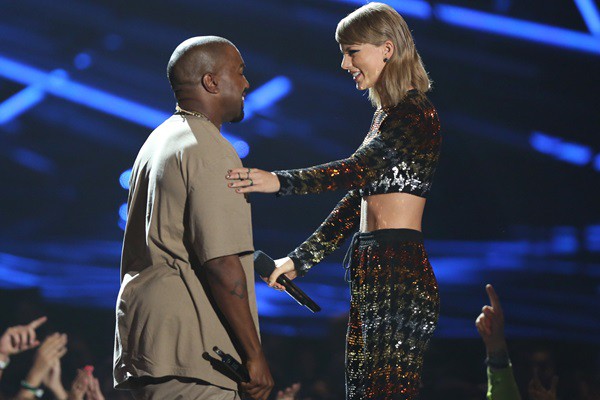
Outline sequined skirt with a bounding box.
[344,229,439,400]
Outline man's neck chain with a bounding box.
[175,105,210,122]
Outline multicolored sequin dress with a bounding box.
[274,89,441,399]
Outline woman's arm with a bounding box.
[265,190,361,284]
[274,108,439,196]
[288,190,361,276]
[227,106,440,196]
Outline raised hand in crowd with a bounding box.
[276,382,301,400]
[41,357,68,400]
[67,368,91,400]
[476,284,521,400]
[476,284,506,358]
[15,332,68,400]
[85,367,105,400]
[0,316,48,379]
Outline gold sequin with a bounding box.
[281,90,441,275]
[346,230,439,399]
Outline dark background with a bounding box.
[1,0,599,398]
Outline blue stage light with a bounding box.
[0,85,45,125]
[73,52,93,70]
[585,225,600,252]
[333,0,432,20]
[435,4,600,55]
[10,148,57,174]
[0,55,249,155]
[232,140,250,159]
[552,226,579,254]
[555,141,592,166]
[574,0,600,35]
[119,202,128,221]
[0,69,66,125]
[530,131,593,166]
[119,169,132,190]
[594,154,600,171]
[530,131,558,155]
[243,76,292,120]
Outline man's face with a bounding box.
[219,46,250,123]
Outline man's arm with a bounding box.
[204,255,273,400]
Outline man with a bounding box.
[113,36,273,400]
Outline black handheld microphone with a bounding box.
[254,251,321,313]
[212,346,250,382]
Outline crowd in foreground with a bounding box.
[0,284,598,400]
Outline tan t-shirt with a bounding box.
[113,114,257,391]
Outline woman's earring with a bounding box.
[383,57,389,63]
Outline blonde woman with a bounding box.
[227,3,441,399]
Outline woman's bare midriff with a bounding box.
[360,192,426,232]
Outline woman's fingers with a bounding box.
[226,168,280,194]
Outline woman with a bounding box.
[227,3,441,399]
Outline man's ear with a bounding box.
[201,73,219,94]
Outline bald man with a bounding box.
[113,36,273,400]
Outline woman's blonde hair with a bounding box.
[335,2,431,108]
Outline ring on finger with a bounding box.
[248,179,253,187]
[237,172,242,180]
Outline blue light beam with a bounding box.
[530,131,593,166]
[0,85,45,124]
[0,55,247,151]
[333,0,432,20]
[574,0,600,35]
[243,76,292,120]
[435,4,600,55]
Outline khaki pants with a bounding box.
[129,377,241,400]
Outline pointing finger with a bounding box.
[485,284,503,313]
[28,316,48,330]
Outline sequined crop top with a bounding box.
[274,89,441,275]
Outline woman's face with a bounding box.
[340,42,390,90]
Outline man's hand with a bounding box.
[475,284,505,352]
[0,316,47,359]
[240,353,274,400]
[226,168,280,194]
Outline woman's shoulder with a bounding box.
[384,89,435,115]
[381,90,440,134]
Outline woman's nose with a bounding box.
[340,54,351,70]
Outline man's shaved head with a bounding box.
[167,36,235,95]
